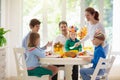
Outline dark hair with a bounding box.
[94,33,105,41]
[59,21,68,27]
[29,19,41,29]
[28,32,40,47]
[85,7,99,21]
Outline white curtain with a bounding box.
[1,0,22,77]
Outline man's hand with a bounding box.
[46,41,53,47]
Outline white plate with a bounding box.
[46,55,60,58]
[77,56,91,58]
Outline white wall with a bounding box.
[1,0,22,77]
[112,0,120,52]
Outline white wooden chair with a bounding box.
[91,56,115,80]
[13,48,49,80]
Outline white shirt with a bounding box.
[81,22,105,42]
[53,34,68,45]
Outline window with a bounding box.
[23,0,113,49]
[66,0,80,27]
[23,0,43,38]
[23,0,62,46]
[47,0,61,41]
[103,0,113,44]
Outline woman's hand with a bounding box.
[95,28,102,34]
[74,42,81,47]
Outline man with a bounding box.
[52,21,68,80]
[53,21,68,46]
[52,21,79,80]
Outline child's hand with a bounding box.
[74,42,81,47]
[45,51,52,56]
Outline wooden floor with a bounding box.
[108,56,120,80]
[6,76,16,80]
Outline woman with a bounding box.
[75,7,108,55]
[81,7,105,42]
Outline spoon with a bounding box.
[70,45,75,49]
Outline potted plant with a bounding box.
[0,27,10,47]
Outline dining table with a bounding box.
[40,56,91,80]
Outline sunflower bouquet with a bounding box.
[77,26,87,40]
[53,42,64,54]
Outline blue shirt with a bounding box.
[22,32,30,50]
[25,47,45,68]
[91,45,106,68]
[22,31,46,50]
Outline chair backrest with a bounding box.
[107,44,112,59]
[104,43,112,59]
[13,48,28,80]
[91,56,115,80]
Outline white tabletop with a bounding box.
[40,57,89,65]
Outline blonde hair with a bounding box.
[94,33,105,41]
[94,33,105,46]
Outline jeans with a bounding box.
[52,65,64,80]
[80,67,104,80]
[72,65,78,80]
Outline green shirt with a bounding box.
[65,38,82,51]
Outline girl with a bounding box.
[80,33,106,80]
[25,32,58,80]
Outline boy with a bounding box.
[80,33,106,80]
[65,26,82,80]
[22,18,51,50]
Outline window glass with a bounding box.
[23,0,113,48]
[66,0,80,27]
